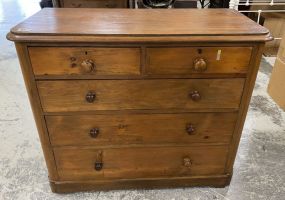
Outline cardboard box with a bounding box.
[277,33,285,63]
[268,57,285,111]
[262,13,285,56]
[247,7,285,56]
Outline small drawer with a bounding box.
[37,79,245,112]
[54,145,228,181]
[61,0,128,8]
[28,47,141,76]
[146,47,252,75]
[46,113,237,146]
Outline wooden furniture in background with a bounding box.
[7,8,271,193]
[52,0,129,8]
[132,0,197,8]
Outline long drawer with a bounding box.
[46,113,237,146]
[146,47,252,75]
[29,47,141,76]
[54,145,228,181]
[37,79,245,112]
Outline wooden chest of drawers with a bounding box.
[7,8,271,193]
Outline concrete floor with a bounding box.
[0,1,285,199]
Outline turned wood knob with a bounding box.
[183,157,192,168]
[190,91,201,101]
[85,91,96,103]
[90,128,99,138]
[193,58,207,72]
[95,150,103,171]
[81,59,95,73]
[186,124,195,135]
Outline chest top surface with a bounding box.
[7,8,271,42]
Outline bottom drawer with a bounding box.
[54,145,228,181]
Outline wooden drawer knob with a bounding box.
[81,59,95,73]
[190,91,201,101]
[186,124,195,135]
[90,128,99,138]
[193,58,207,72]
[86,91,96,103]
[95,150,103,171]
[183,157,192,168]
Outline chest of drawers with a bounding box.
[7,8,271,193]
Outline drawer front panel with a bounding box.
[146,47,252,75]
[54,145,228,180]
[29,47,141,76]
[38,79,245,112]
[61,0,128,8]
[47,113,237,146]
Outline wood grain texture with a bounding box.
[37,79,245,112]
[7,33,273,43]
[9,9,268,36]
[43,108,239,116]
[225,44,265,174]
[54,145,228,181]
[14,43,59,180]
[29,47,141,76]
[146,47,252,75]
[46,112,238,146]
[8,8,270,192]
[50,174,231,193]
[59,0,128,8]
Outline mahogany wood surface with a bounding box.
[10,9,268,36]
[14,43,59,180]
[7,9,272,43]
[7,9,270,192]
[37,79,245,112]
[7,33,273,43]
[54,145,228,181]
[146,47,252,75]
[29,47,141,76]
[50,175,231,193]
[46,112,238,146]
[225,45,265,174]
